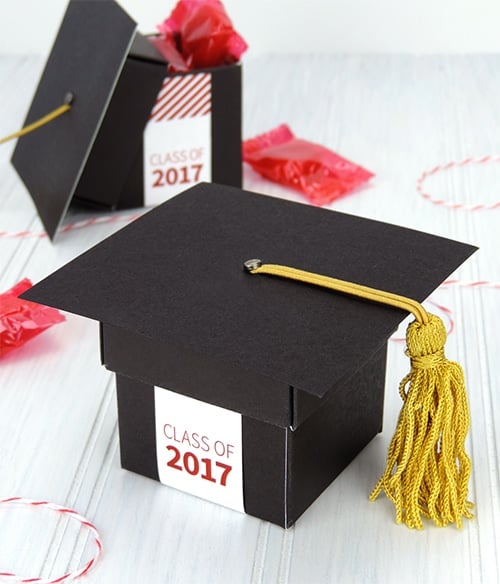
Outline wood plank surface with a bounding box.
[0,54,498,583]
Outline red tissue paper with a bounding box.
[153,0,248,72]
[243,125,374,206]
[0,279,65,357]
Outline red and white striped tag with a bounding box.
[150,72,212,122]
[144,72,213,206]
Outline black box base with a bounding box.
[115,343,387,528]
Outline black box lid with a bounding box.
[11,0,138,239]
[22,183,477,400]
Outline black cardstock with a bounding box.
[12,0,137,238]
[23,183,478,526]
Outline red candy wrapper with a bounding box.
[243,125,374,206]
[153,0,248,72]
[0,279,65,357]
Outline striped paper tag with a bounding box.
[144,72,212,206]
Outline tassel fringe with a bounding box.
[369,314,473,529]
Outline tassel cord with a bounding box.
[250,263,430,325]
[0,98,72,145]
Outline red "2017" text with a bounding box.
[166,445,232,486]
[152,164,203,188]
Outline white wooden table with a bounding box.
[0,54,499,584]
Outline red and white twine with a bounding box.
[0,497,102,583]
[417,155,500,211]
[441,279,500,289]
[0,211,146,240]
[1,154,499,239]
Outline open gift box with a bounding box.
[11,0,242,239]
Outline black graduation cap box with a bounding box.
[11,0,241,239]
[23,183,476,527]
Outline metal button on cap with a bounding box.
[243,259,262,272]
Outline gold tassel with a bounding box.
[244,259,473,529]
[369,313,473,529]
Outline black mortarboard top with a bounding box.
[22,183,477,527]
[11,0,167,239]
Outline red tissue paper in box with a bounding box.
[0,279,65,357]
[153,0,248,72]
[243,125,374,206]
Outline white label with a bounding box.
[144,72,212,206]
[154,386,244,513]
